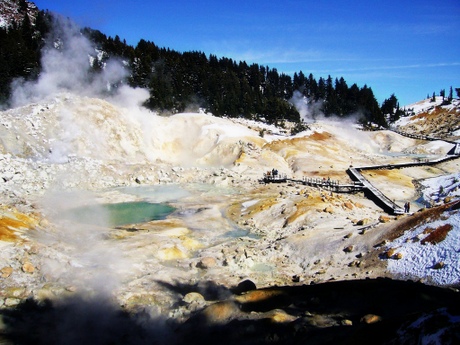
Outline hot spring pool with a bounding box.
[65,201,176,227]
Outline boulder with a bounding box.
[269,309,297,323]
[357,218,371,226]
[196,256,217,269]
[323,206,334,214]
[343,202,354,210]
[232,279,257,295]
[234,289,287,304]
[432,262,445,269]
[384,248,396,259]
[341,319,353,326]
[4,298,20,307]
[393,252,403,260]
[22,261,35,273]
[183,292,205,304]
[199,301,240,325]
[379,215,391,223]
[360,314,382,324]
[343,245,354,253]
[1,267,13,278]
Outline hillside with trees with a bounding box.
[0,1,413,129]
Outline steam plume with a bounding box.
[11,15,129,107]
[290,90,324,123]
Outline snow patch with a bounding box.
[386,173,460,286]
[386,209,460,286]
[420,173,460,205]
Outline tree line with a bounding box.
[1,8,398,128]
[428,87,459,104]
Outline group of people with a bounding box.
[404,201,411,213]
[266,168,279,177]
[322,177,332,185]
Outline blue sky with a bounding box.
[33,0,460,106]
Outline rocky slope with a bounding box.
[0,92,459,344]
[0,0,38,29]
[395,97,460,142]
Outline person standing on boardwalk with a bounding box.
[404,202,411,213]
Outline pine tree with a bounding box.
[317,77,326,101]
[381,94,398,122]
[448,86,453,102]
[293,71,306,92]
[307,73,317,98]
[440,89,445,100]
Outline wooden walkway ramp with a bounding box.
[346,150,460,214]
[261,130,460,215]
[448,143,460,156]
[346,167,405,214]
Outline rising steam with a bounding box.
[11,16,146,297]
[11,15,130,107]
[289,90,324,123]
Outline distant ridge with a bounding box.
[394,97,460,141]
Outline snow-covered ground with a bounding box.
[386,209,459,286]
[401,96,460,117]
[421,173,460,205]
[386,173,460,286]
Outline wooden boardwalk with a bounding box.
[261,173,288,184]
[346,148,460,214]
[448,143,460,156]
[347,167,405,214]
[261,130,460,215]
[296,176,364,193]
[261,175,364,193]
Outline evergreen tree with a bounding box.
[18,0,28,14]
[0,9,51,105]
[324,75,339,116]
[358,85,386,128]
[316,77,326,100]
[293,71,306,92]
[307,73,317,98]
[448,86,453,102]
[381,94,403,123]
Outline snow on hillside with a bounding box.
[421,173,460,206]
[394,97,460,142]
[386,173,460,286]
[403,96,459,116]
[386,206,459,286]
